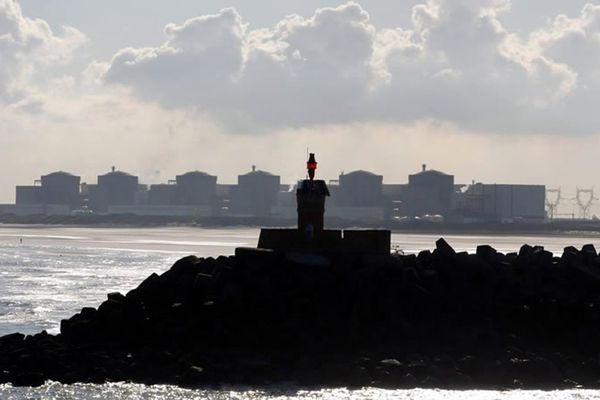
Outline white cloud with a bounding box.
[104,3,379,127]
[104,8,246,110]
[100,0,600,135]
[0,0,85,103]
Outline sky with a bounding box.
[1,0,600,215]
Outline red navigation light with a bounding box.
[307,153,317,180]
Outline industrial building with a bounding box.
[86,168,140,213]
[174,171,217,206]
[334,170,383,206]
[404,165,455,218]
[3,165,548,222]
[40,171,81,207]
[6,171,82,215]
[148,184,177,206]
[464,183,546,222]
[15,186,41,205]
[139,171,218,217]
[327,170,386,221]
[15,171,80,209]
[229,167,280,217]
[97,168,139,206]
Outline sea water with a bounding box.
[0,225,598,399]
[1,384,599,400]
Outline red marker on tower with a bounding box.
[307,153,317,181]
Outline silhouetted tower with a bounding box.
[297,153,330,234]
[575,188,597,219]
[545,188,561,219]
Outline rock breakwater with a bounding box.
[2,239,600,389]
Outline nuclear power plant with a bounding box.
[1,163,548,223]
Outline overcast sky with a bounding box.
[1,0,600,213]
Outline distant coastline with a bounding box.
[2,213,600,237]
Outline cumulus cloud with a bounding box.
[373,0,578,133]
[104,8,245,109]
[0,0,85,103]
[101,0,600,135]
[104,3,378,127]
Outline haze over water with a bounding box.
[1,225,600,398]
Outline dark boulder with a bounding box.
[178,365,206,386]
[0,332,25,347]
[581,244,597,257]
[417,250,433,268]
[170,256,201,275]
[476,245,497,262]
[435,238,456,258]
[12,372,45,387]
[519,244,534,258]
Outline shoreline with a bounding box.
[3,215,600,238]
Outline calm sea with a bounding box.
[1,225,599,399]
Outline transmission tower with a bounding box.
[575,188,598,219]
[545,188,561,219]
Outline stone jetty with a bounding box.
[3,239,600,389]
